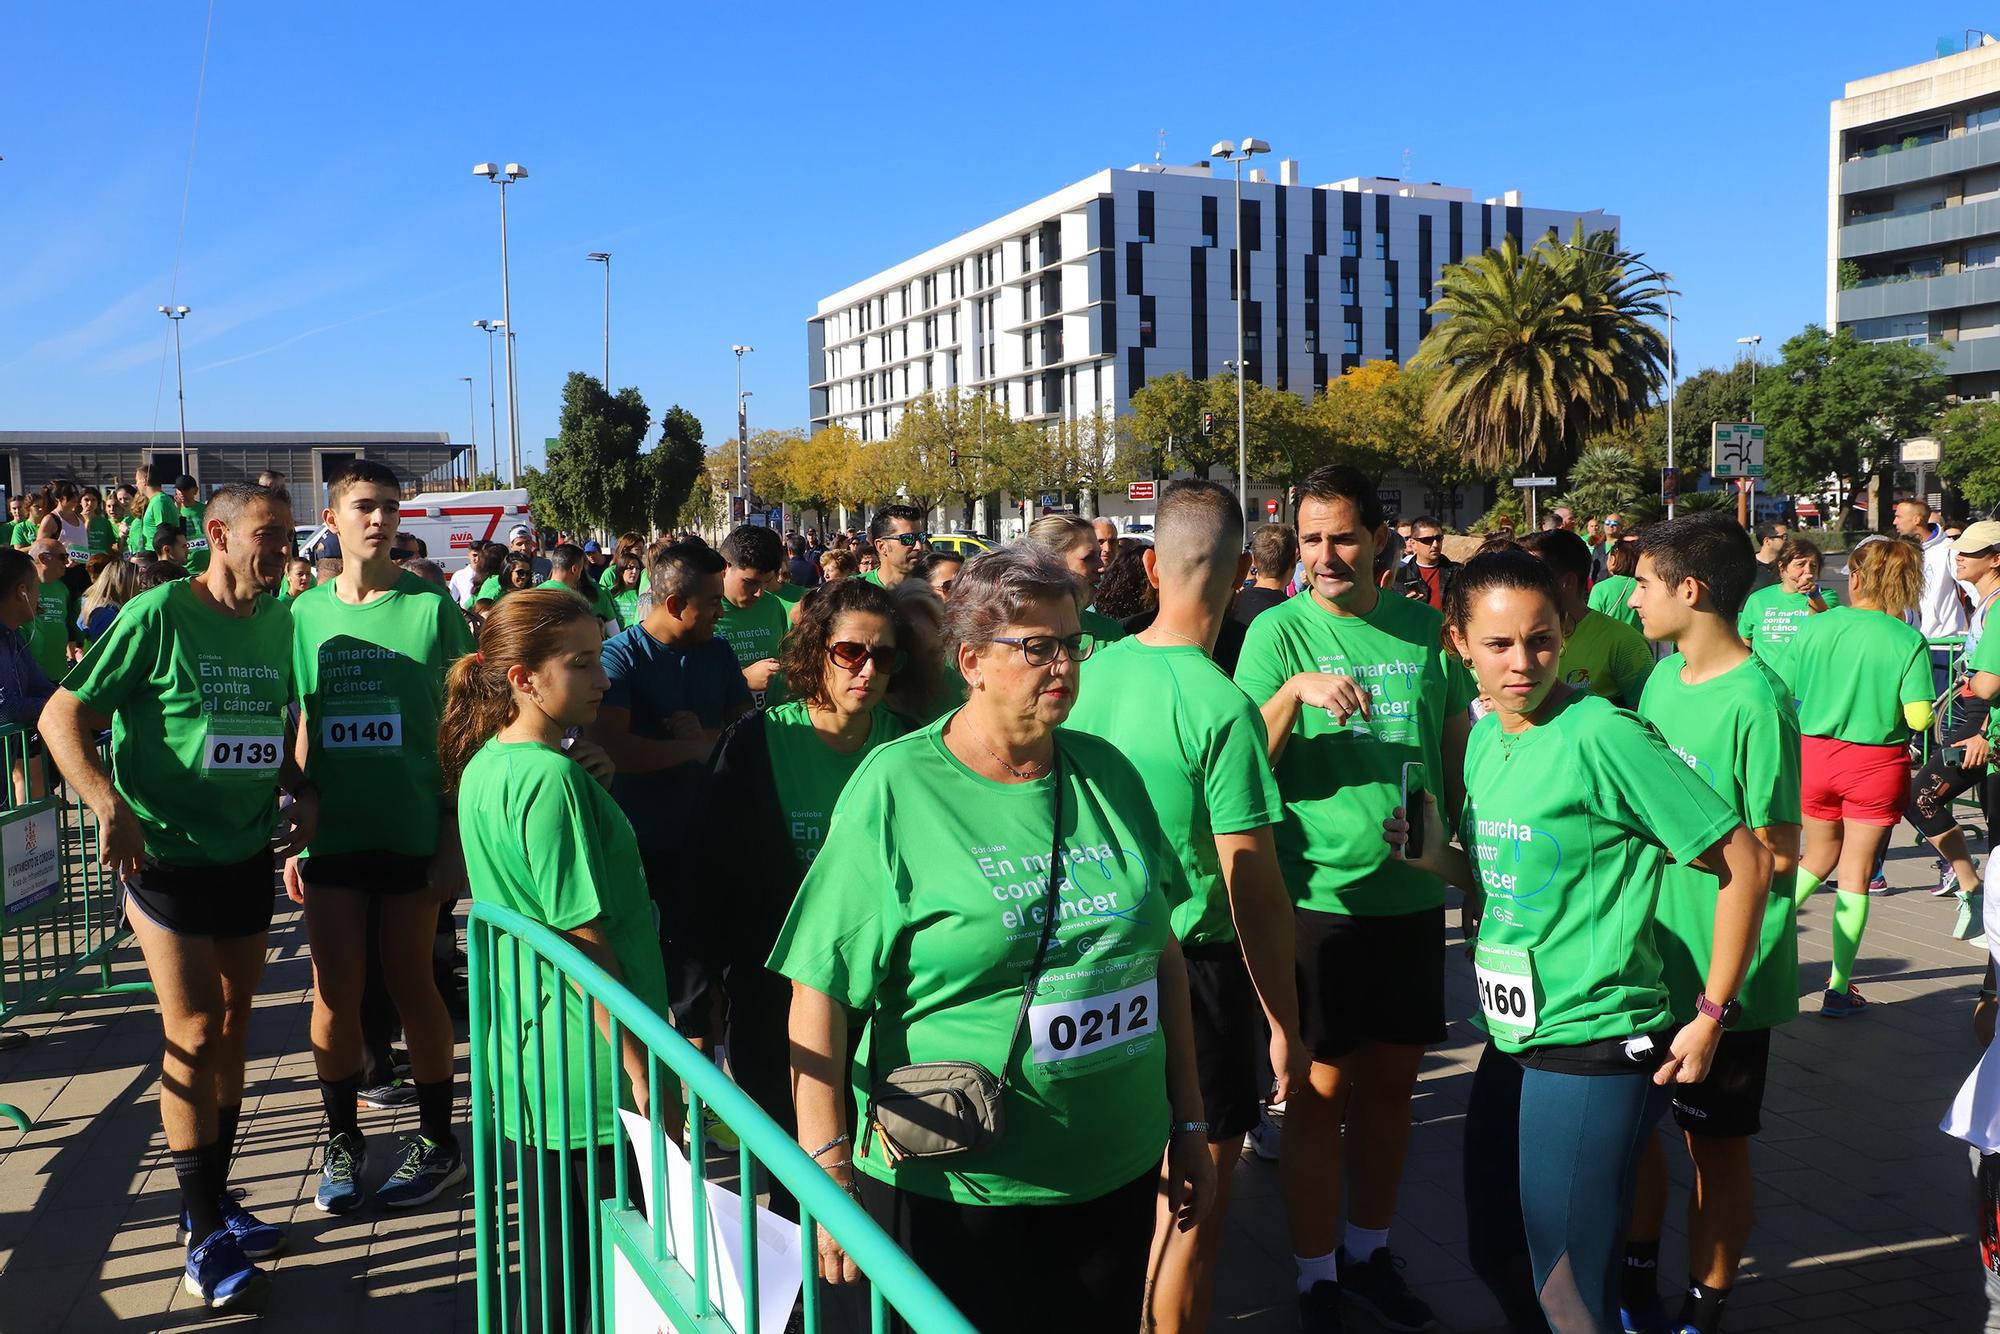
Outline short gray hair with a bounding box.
[946,544,1078,653]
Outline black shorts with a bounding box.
[1669,1026,1770,1138]
[1182,940,1265,1140]
[298,850,432,895]
[122,850,276,939]
[641,845,719,1042]
[1295,904,1446,1061]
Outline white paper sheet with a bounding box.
[1941,856,2000,1150]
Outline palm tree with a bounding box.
[1414,224,1669,475]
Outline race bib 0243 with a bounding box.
[1474,942,1539,1037]
[1029,977,1157,1072]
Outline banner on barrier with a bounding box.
[1,802,61,921]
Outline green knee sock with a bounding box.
[1828,889,1871,994]
[1795,867,1824,906]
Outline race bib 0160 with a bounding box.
[1474,942,1539,1037]
[1029,977,1157,1070]
[199,717,284,778]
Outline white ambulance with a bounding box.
[298,487,532,571]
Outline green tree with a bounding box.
[1415,224,1668,474]
[1938,399,2000,510]
[650,404,707,531]
[1555,445,1647,522]
[1669,364,1755,476]
[1128,371,1235,478]
[525,373,653,534]
[1751,324,1950,526]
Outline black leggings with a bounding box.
[1908,697,1996,838]
[857,1168,1156,1334]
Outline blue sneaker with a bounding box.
[183,1227,267,1309]
[177,1196,288,1259]
[1620,1300,1666,1334]
[314,1131,367,1215]
[1821,985,1869,1019]
[375,1134,466,1210]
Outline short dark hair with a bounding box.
[206,482,290,536]
[548,543,587,576]
[1250,523,1298,577]
[0,550,34,603]
[1756,519,1788,541]
[152,521,185,554]
[720,524,784,574]
[1443,547,1566,640]
[1777,537,1823,570]
[1517,527,1594,591]
[174,474,199,494]
[327,458,402,509]
[649,539,726,606]
[914,550,964,582]
[868,504,925,543]
[1410,515,1442,536]
[780,576,903,709]
[1295,465,1384,531]
[1638,514,1757,620]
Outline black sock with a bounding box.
[215,1102,241,1185]
[321,1074,362,1139]
[416,1079,454,1148]
[1622,1239,1661,1313]
[173,1144,224,1243]
[1679,1280,1730,1334]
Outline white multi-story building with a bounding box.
[806,158,1615,526]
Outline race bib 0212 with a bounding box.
[1028,977,1157,1072]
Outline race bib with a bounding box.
[200,717,284,778]
[1029,977,1157,1069]
[1473,942,1539,1037]
[322,711,402,750]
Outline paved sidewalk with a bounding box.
[0,835,1991,1332]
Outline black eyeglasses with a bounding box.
[885,532,931,548]
[1410,534,1441,545]
[827,641,907,674]
[990,633,1096,666]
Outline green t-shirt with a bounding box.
[535,576,618,624]
[8,519,35,547]
[1080,607,1127,646]
[180,501,210,573]
[767,716,1180,1205]
[24,580,75,681]
[291,573,477,859]
[65,580,293,866]
[860,568,885,587]
[764,699,904,867]
[1234,589,1474,917]
[1066,638,1283,945]
[612,588,640,629]
[1639,652,1802,1030]
[1559,608,1655,707]
[1460,691,1738,1053]
[132,492,179,555]
[770,581,808,606]
[1586,575,1643,632]
[1792,605,1932,744]
[458,738,679,1150]
[1737,585,1839,695]
[77,515,116,558]
[716,591,789,669]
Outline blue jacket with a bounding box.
[0,623,54,731]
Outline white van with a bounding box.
[298,487,531,571]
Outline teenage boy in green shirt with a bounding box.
[538,542,619,634]
[1521,527,1656,708]
[42,482,307,1311]
[1234,465,1471,1334]
[175,475,211,574]
[130,462,181,557]
[716,524,789,702]
[288,460,476,1218]
[1067,479,1304,1334]
[1623,514,1803,1334]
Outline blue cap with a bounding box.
[584,540,602,553]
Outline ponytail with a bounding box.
[437,587,595,789]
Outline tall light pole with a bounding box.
[459,376,477,487]
[1211,137,1270,530]
[473,320,504,485]
[157,305,191,455]
[586,252,611,388]
[1736,333,1764,527]
[1566,244,1675,516]
[473,162,528,485]
[732,345,754,524]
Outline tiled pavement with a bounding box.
[0,837,1991,1333]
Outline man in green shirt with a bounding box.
[1234,465,1470,1333]
[717,524,789,702]
[1624,515,1803,1334]
[863,503,927,589]
[1066,480,1304,1334]
[41,481,304,1310]
[175,474,211,574]
[539,542,619,635]
[23,538,79,682]
[1522,527,1655,707]
[130,462,181,557]
[289,460,476,1219]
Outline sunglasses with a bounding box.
[991,632,1097,666]
[1410,534,1441,544]
[884,532,931,548]
[827,641,907,674]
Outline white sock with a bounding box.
[1296,1249,1340,1293]
[1343,1224,1390,1264]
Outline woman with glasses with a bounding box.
[772,544,1213,1333]
[1026,513,1128,645]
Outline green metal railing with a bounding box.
[0,728,150,1132]
[466,900,975,1334]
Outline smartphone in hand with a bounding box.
[1399,761,1427,859]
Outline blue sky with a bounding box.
[0,4,1977,469]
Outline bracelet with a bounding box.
[818,1159,851,1172]
[1173,1120,1211,1137]
[808,1132,850,1161]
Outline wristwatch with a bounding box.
[1695,994,1741,1029]
[1173,1120,1211,1137]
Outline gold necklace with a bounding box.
[969,727,1049,780]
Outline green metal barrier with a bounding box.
[466,900,976,1334]
[0,728,150,1132]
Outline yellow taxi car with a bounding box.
[927,532,995,557]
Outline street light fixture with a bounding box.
[472,320,505,486]
[473,161,528,485]
[459,376,477,487]
[586,252,611,388]
[1736,334,1763,401]
[1565,243,1676,516]
[1210,137,1270,531]
[732,345,754,522]
[157,305,191,455]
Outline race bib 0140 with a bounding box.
[322,711,402,750]
[1029,977,1157,1071]
[1474,942,1539,1037]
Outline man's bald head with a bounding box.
[1152,479,1243,597]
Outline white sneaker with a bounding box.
[1245,1110,1282,1161]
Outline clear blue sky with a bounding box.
[0,4,1977,468]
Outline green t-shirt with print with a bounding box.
[8,519,35,547]
[132,492,179,556]
[1460,691,1738,1053]
[613,588,640,629]
[77,515,116,558]
[459,738,680,1149]
[1586,575,1643,632]
[1792,605,1932,744]
[179,501,210,573]
[768,716,1180,1206]
[1737,584,1839,695]
[290,573,477,859]
[764,699,904,868]
[1234,589,1474,917]
[1640,652,1803,1030]
[716,591,789,668]
[1067,638,1283,946]
[65,580,292,866]
[24,580,76,682]
[1558,608,1654,707]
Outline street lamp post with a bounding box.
[473,162,528,485]
[157,305,191,454]
[473,320,504,486]
[586,253,611,388]
[1736,334,1764,526]
[459,376,477,488]
[732,345,754,524]
[1565,244,1675,516]
[1211,137,1270,531]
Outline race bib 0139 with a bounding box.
[1029,977,1157,1071]
[200,717,284,778]
[1474,942,1539,1037]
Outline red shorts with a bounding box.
[1801,734,1910,826]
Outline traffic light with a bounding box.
[1202,412,1215,436]
[949,447,959,469]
